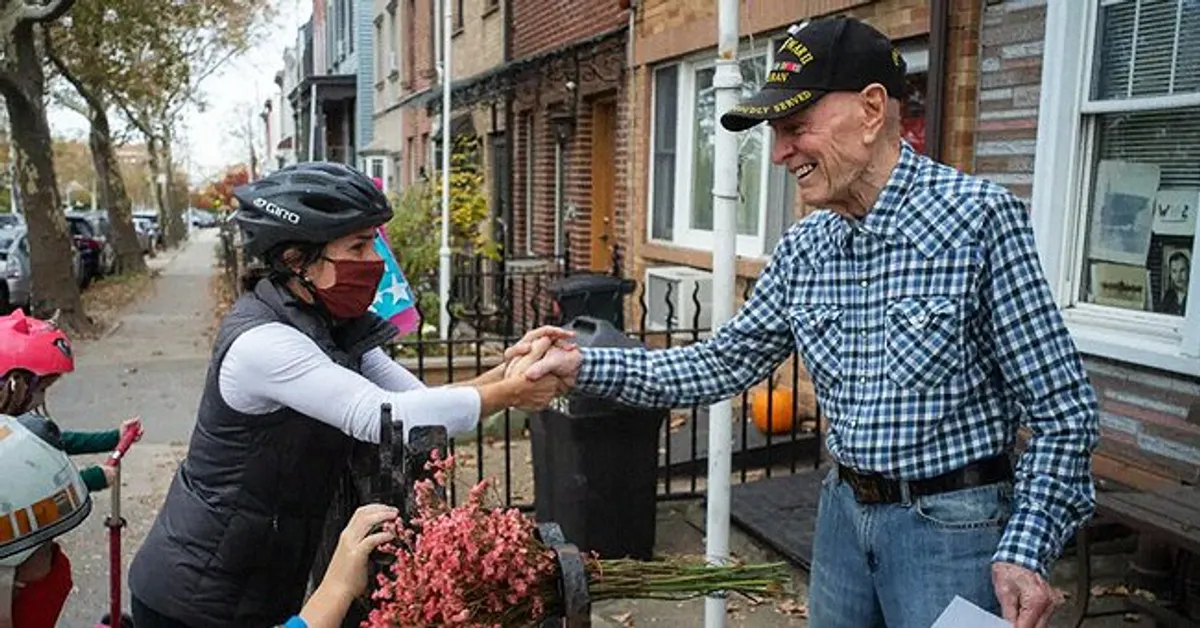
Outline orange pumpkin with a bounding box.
[749,381,816,435]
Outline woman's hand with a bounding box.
[501,337,566,411]
[504,326,575,365]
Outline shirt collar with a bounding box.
[819,141,920,253]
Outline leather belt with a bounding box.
[837,454,1013,505]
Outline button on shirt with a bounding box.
[575,143,1100,577]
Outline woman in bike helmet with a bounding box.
[0,413,93,628]
[128,162,563,628]
[0,309,140,493]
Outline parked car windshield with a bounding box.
[67,217,94,238]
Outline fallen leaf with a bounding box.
[669,416,687,432]
[776,599,808,617]
[610,611,634,626]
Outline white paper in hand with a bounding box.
[929,596,1011,628]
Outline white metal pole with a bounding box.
[705,0,739,625]
[437,0,453,340]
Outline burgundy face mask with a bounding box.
[313,258,385,319]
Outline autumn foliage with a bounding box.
[193,166,250,211]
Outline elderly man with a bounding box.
[512,15,1099,628]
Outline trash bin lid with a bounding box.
[565,316,642,350]
[547,273,635,298]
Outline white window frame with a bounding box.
[647,46,773,258]
[363,156,391,192]
[1032,0,1200,377]
[646,40,931,260]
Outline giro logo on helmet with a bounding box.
[252,197,301,224]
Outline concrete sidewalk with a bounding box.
[53,231,219,626]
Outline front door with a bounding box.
[589,99,617,272]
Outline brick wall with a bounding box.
[507,43,629,275]
[450,0,504,80]
[941,0,982,172]
[511,0,627,60]
[973,0,1045,201]
[396,0,437,188]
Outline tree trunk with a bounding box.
[1,23,91,334]
[160,133,186,246]
[88,108,146,274]
[145,136,172,241]
[46,39,148,276]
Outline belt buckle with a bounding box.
[842,467,885,504]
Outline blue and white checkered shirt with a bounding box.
[576,143,1100,577]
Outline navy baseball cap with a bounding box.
[720,16,907,132]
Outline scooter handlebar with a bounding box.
[107,419,143,465]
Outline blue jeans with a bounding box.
[807,468,1010,628]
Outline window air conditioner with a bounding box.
[644,266,713,333]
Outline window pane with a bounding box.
[652,66,678,241]
[690,58,764,235]
[691,67,715,231]
[1093,0,1200,100]
[1081,107,1200,317]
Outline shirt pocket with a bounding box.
[885,296,962,390]
[789,304,842,388]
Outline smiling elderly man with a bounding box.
[513,15,1099,628]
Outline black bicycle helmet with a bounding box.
[231,161,393,259]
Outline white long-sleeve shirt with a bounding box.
[218,322,480,443]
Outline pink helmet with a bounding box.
[372,176,384,190]
[0,310,75,378]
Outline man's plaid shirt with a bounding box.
[576,143,1100,577]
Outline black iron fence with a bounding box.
[216,232,822,510]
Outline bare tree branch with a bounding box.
[18,0,75,24]
[44,28,102,119]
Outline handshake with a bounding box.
[491,326,582,412]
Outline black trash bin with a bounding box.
[546,273,635,328]
[529,316,667,561]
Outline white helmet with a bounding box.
[0,412,91,566]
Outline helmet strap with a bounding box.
[291,271,337,325]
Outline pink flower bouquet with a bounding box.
[364,451,790,627]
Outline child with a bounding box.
[0,310,140,493]
[0,413,95,628]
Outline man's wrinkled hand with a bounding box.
[523,344,581,386]
[992,562,1062,628]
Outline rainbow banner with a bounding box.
[370,227,420,336]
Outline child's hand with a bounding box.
[119,417,143,442]
[323,504,399,600]
[101,464,117,487]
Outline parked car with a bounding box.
[132,218,155,256]
[0,214,24,230]
[186,208,217,228]
[0,228,31,312]
[65,214,102,287]
[133,210,165,251]
[66,210,118,276]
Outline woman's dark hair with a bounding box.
[238,241,325,293]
